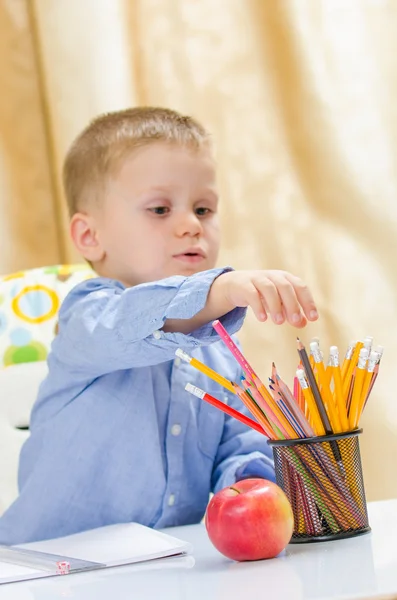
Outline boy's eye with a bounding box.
[195,207,211,216]
[149,206,170,215]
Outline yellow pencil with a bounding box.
[329,346,349,431]
[325,363,332,387]
[175,349,235,394]
[296,369,325,436]
[341,341,356,382]
[310,342,342,433]
[363,336,373,355]
[374,345,384,362]
[356,350,378,423]
[363,346,383,409]
[348,348,369,428]
[343,341,363,402]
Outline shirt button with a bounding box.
[153,330,162,340]
[168,494,175,506]
[171,424,182,436]
[174,357,181,367]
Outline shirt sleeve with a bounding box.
[52,267,246,376]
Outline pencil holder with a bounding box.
[268,429,370,543]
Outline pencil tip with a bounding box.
[296,337,304,350]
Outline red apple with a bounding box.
[205,478,294,561]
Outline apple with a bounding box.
[205,478,294,561]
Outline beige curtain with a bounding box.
[0,0,396,501]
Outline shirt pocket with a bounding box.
[197,387,226,460]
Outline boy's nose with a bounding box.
[175,212,203,238]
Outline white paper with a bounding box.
[0,523,192,585]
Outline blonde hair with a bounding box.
[63,106,211,216]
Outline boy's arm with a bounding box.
[53,267,245,375]
[54,267,317,376]
[211,388,276,493]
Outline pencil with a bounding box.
[364,346,383,407]
[241,379,294,438]
[363,336,373,354]
[232,383,277,439]
[296,369,325,436]
[346,369,355,413]
[329,346,349,431]
[297,338,332,434]
[275,389,310,438]
[175,349,235,394]
[297,338,345,477]
[364,348,382,408]
[212,320,257,381]
[310,342,342,433]
[294,373,305,412]
[348,348,369,428]
[251,373,297,435]
[341,341,356,382]
[356,350,378,422]
[343,341,364,402]
[270,371,314,437]
[374,345,384,362]
[185,383,268,436]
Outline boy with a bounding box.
[0,107,318,543]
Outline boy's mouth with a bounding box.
[173,248,206,264]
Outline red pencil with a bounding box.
[185,383,267,436]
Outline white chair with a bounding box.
[0,264,94,514]
[0,362,48,513]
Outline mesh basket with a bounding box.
[268,429,370,543]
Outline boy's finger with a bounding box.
[253,278,284,324]
[265,274,305,326]
[245,284,268,322]
[284,274,318,321]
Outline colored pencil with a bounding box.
[297,338,333,434]
[343,341,364,402]
[296,369,325,436]
[185,384,267,435]
[349,348,369,428]
[212,320,257,381]
[232,383,276,439]
[329,346,349,431]
[310,341,342,433]
[175,349,235,394]
[187,332,382,540]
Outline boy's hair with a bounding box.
[63,106,211,216]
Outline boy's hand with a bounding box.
[163,269,318,335]
[211,270,318,328]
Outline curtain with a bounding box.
[0,0,396,501]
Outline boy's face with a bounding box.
[84,143,220,286]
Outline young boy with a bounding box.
[0,107,318,544]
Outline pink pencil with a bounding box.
[212,320,257,381]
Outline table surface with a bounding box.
[1,499,396,600]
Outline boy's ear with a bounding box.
[70,213,105,262]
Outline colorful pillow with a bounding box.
[0,264,94,368]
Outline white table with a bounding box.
[1,499,396,600]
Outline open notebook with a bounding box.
[0,522,192,585]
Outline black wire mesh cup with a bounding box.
[268,429,371,543]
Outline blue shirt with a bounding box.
[0,267,274,544]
